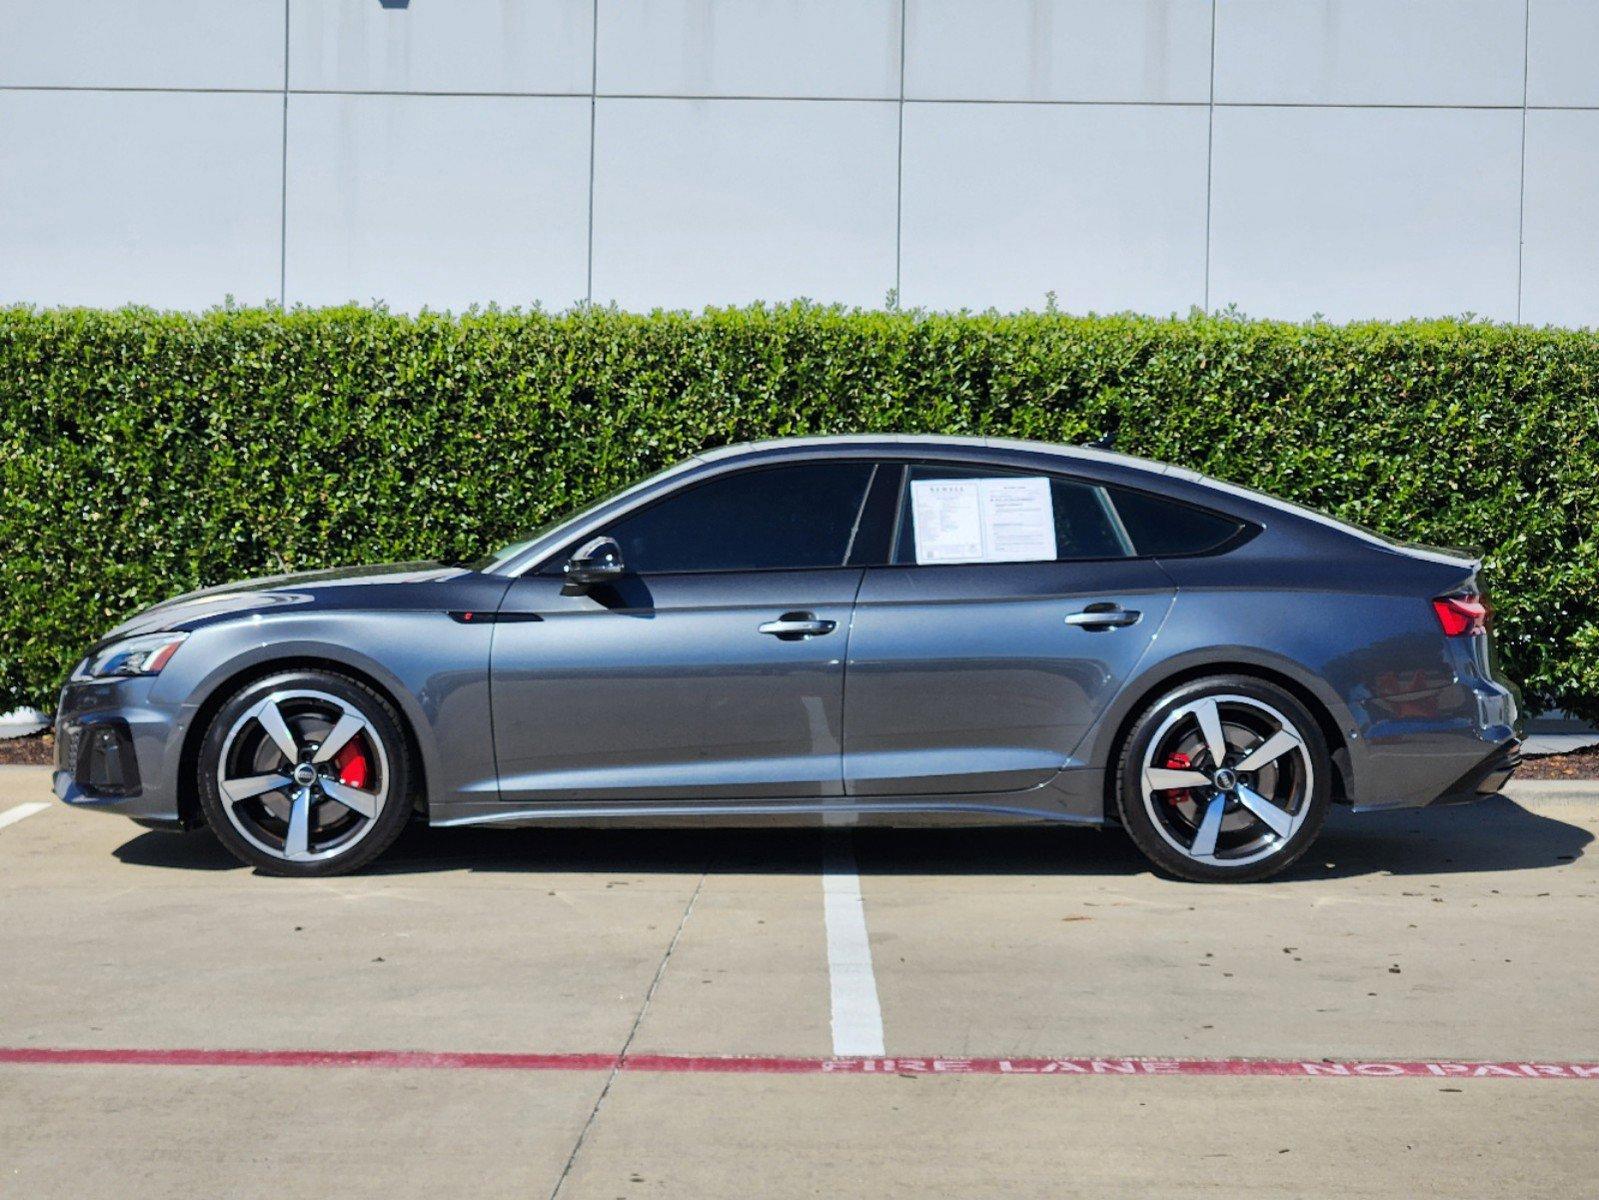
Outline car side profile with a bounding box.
[53,435,1522,882]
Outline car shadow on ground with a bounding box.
[111,794,1590,883]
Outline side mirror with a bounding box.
[561,536,626,594]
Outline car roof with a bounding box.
[691,433,1169,476]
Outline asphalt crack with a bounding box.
[546,868,708,1200]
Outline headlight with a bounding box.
[72,632,189,681]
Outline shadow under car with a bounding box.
[110,794,1589,883]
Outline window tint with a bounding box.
[891,465,1131,565]
[597,462,875,574]
[1108,487,1244,557]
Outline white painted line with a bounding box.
[823,836,885,1057]
[0,801,50,831]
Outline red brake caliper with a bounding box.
[1163,750,1194,806]
[331,739,370,790]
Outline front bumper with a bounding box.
[53,677,191,827]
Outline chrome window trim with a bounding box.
[495,434,1323,579]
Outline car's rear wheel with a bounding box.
[198,670,413,876]
[1114,675,1330,883]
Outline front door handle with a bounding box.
[758,611,837,640]
[1065,603,1142,630]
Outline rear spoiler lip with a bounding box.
[1378,541,1482,573]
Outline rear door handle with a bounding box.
[758,611,837,640]
[1065,604,1142,630]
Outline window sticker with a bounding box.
[910,476,1055,565]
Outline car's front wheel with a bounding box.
[1115,675,1331,883]
[197,669,414,876]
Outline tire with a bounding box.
[198,669,414,877]
[1114,674,1331,883]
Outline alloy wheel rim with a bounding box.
[215,689,389,864]
[1139,694,1313,869]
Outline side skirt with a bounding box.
[429,799,1110,831]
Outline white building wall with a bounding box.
[1,0,1595,326]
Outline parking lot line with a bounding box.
[822,836,885,1057]
[2,1047,1596,1079]
[0,801,50,831]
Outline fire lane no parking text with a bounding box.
[2,1047,1596,1080]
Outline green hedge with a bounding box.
[2,304,1595,720]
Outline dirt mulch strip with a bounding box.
[1517,748,1599,781]
[0,732,54,767]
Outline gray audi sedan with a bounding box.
[53,435,1521,882]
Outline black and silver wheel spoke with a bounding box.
[312,710,369,764]
[319,777,378,819]
[1191,697,1229,768]
[252,698,301,765]
[283,787,315,862]
[1235,728,1302,773]
[219,772,292,805]
[1142,765,1211,792]
[1234,782,1295,838]
[1189,793,1229,859]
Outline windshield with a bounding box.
[466,501,606,573]
[465,460,691,573]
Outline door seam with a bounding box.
[483,576,517,807]
[838,566,870,798]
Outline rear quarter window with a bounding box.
[1108,487,1245,557]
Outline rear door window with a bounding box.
[890,465,1132,565]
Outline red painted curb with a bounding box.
[0,1047,615,1071]
[2,1047,1596,1079]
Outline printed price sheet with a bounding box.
[910,476,1055,564]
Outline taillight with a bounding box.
[1432,594,1488,637]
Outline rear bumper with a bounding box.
[1426,739,1522,807]
[1346,661,1521,812]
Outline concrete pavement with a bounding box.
[1,766,1595,1199]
